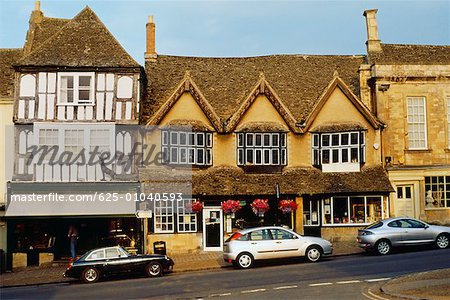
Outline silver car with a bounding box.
[223,226,333,269]
[357,217,450,255]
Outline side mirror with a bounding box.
[424,225,429,229]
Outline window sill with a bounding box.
[425,207,450,210]
[56,103,95,107]
[404,149,432,153]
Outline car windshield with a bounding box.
[365,221,383,229]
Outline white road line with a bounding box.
[273,285,298,290]
[336,280,361,284]
[365,278,391,282]
[241,289,267,294]
[309,282,333,287]
[209,293,232,297]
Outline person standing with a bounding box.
[68,225,79,260]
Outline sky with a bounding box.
[0,0,449,65]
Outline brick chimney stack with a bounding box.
[145,15,157,59]
[24,0,44,54]
[30,0,43,25]
[363,9,382,53]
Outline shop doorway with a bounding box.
[395,185,414,217]
[202,207,223,251]
[303,198,321,237]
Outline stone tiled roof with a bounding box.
[0,49,22,98]
[30,17,70,52]
[310,122,367,133]
[140,165,393,196]
[17,7,140,68]
[371,44,450,65]
[144,54,365,123]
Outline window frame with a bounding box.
[406,96,428,150]
[57,72,95,105]
[237,132,287,166]
[161,130,213,166]
[322,195,384,226]
[176,199,198,233]
[154,199,175,233]
[425,176,450,209]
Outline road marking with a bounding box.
[336,280,361,284]
[309,282,333,287]
[362,289,391,300]
[365,278,391,282]
[210,293,232,297]
[241,288,266,294]
[273,285,298,290]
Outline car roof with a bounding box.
[237,226,295,234]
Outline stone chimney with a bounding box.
[363,9,382,53]
[145,15,157,59]
[24,0,44,54]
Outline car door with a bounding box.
[269,229,301,258]
[386,220,408,246]
[248,229,275,259]
[104,248,129,275]
[403,219,436,244]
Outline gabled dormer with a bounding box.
[14,6,142,124]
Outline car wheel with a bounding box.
[375,239,391,255]
[236,252,254,269]
[146,261,163,277]
[436,234,450,249]
[305,245,322,262]
[81,267,100,283]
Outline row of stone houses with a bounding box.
[0,2,448,268]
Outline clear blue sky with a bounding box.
[1,0,449,64]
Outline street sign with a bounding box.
[135,210,152,218]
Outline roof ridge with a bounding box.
[155,54,367,60]
[382,43,450,47]
[0,48,23,51]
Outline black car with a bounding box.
[64,246,174,283]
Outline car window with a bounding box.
[387,221,400,228]
[406,219,426,228]
[238,233,250,241]
[106,248,120,259]
[270,229,295,240]
[250,229,272,241]
[366,221,383,229]
[87,249,105,260]
[388,220,411,228]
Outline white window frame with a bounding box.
[154,200,175,233]
[57,72,95,105]
[177,199,197,233]
[161,130,213,166]
[321,196,384,226]
[237,132,287,166]
[406,96,428,150]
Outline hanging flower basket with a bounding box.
[279,199,298,214]
[191,200,204,213]
[221,200,242,215]
[250,199,270,217]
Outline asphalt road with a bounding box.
[2,247,450,300]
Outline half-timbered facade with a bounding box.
[5,3,143,268]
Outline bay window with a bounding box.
[162,131,212,166]
[237,132,287,166]
[311,131,365,172]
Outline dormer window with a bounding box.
[161,130,212,166]
[58,72,94,105]
[312,131,365,172]
[237,132,287,166]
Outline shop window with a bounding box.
[237,132,287,166]
[177,199,197,233]
[162,131,212,166]
[406,97,427,149]
[154,200,174,233]
[322,196,383,225]
[303,199,320,226]
[311,131,365,172]
[425,176,450,208]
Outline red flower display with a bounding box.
[278,200,298,214]
[250,199,270,216]
[191,200,204,213]
[221,200,242,214]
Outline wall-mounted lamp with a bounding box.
[384,156,392,165]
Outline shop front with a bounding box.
[6,182,141,269]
